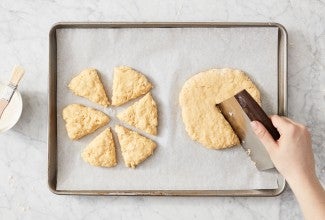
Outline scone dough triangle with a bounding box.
[68,68,110,107]
[81,128,117,167]
[111,66,153,106]
[62,104,110,140]
[115,125,156,168]
[117,93,158,135]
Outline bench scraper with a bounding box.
[218,89,280,171]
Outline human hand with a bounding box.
[251,116,325,220]
[250,115,315,183]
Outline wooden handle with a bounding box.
[235,89,280,140]
[9,66,25,86]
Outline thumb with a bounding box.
[250,121,277,154]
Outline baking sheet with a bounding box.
[56,27,280,190]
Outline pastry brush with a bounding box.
[0,66,25,119]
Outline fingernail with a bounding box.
[250,121,258,130]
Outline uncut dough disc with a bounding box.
[179,68,260,149]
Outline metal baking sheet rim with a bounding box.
[48,22,288,196]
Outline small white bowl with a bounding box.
[0,83,23,133]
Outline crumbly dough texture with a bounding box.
[115,125,157,168]
[81,128,117,167]
[112,66,153,106]
[68,68,110,107]
[62,104,110,140]
[117,93,158,135]
[179,68,260,149]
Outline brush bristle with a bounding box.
[10,66,25,85]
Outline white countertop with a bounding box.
[0,1,324,219]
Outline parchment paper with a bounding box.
[56,27,281,190]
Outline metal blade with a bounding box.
[218,96,274,171]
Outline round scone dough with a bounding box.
[179,68,261,149]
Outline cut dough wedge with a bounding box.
[62,104,110,140]
[68,68,110,107]
[117,93,158,135]
[115,125,156,168]
[112,66,153,106]
[81,128,117,167]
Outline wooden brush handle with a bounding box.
[9,66,25,86]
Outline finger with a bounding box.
[271,115,297,126]
[250,121,277,154]
[279,116,300,126]
[281,116,306,128]
[269,115,294,135]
